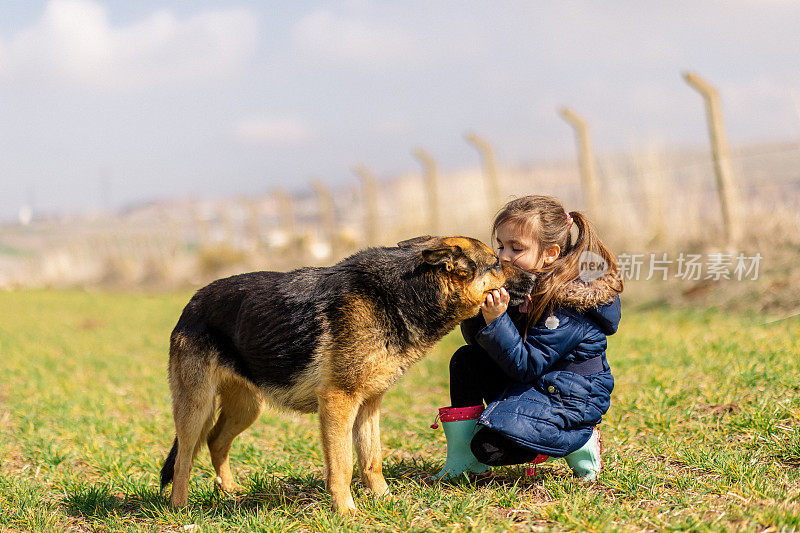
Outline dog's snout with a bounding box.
[503,268,536,306]
[511,270,536,292]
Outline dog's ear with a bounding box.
[398,235,434,248]
[421,245,476,276]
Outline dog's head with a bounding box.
[399,235,535,318]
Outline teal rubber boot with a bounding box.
[431,406,489,480]
[564,427,602,481]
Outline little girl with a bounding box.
[433,195,623,481]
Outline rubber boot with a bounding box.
[431,405,489,480]
[564,427,602,481]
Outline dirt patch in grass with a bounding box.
[655,454,726,483]
[695,402,741,419]
[772,447,800,468]
[0,386,30,475]
[494,507,554,531]
[62,517,100,533]
[77,317,105,331]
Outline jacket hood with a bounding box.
[552,269,622,335]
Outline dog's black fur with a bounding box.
[160,235,535,512]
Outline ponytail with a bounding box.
[524,210,623,331]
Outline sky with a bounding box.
[1,0,799,221]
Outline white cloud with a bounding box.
[291,7,417,68]
[0,0,258,90]
[233,116,313,146]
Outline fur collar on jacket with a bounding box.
[550,268,622,313]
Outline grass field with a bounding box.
[0,290,798,532]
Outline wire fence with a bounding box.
[1,139,799,289]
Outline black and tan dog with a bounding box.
[159,235,534,514]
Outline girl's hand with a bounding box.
[481,288,510,324]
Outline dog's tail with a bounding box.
[160,437,178,489]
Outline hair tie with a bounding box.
[565,212,573,229]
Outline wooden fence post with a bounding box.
[412,148,440,235]
[683,71,743,245]
[246,199,261,251]
[219,205,234,245]
[465,132,501,220]
[272,188,296,243]
[311,180,337,260]
[192,203,210,247]
[352,165,379,246]
[559,107,601,220]
[637,145,666,243]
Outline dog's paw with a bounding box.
[334,502,358,516]
[332,491,358,516]
[365,477,390,497]
[374,491,398,506]
[213,476,240,494]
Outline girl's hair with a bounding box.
[491,195,623,328]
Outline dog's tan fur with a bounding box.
[164,236,530,513]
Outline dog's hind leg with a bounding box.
[168,353,217,508]
[207,378,264,493]
[353,394,389,497]
[318,387,361,515]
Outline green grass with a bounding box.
[0,289,798,531]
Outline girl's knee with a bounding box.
[471,427,539,467]
[450,345,479,371]
[471,428,503,465]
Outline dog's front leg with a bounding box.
[318,387,361,515]
[354,394,389,497]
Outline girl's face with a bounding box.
[495,222,541,272]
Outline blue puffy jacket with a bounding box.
[462,277,621,457]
